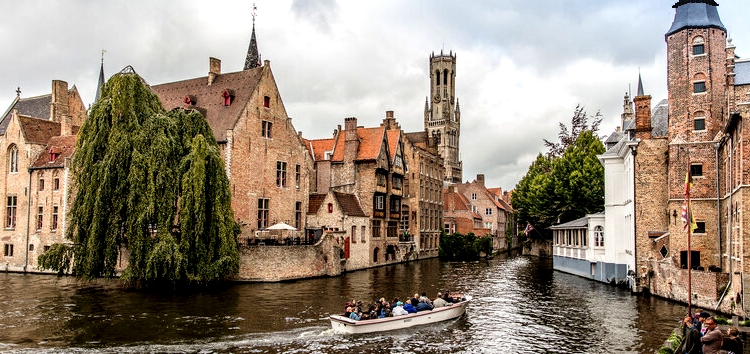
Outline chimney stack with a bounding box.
[477,174,485,186]
[50,80,69,123]
[208,57,221,85]
[344,117,359,163]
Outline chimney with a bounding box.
[208,57,221,85]
[344,117,359,163]
[634,94,652,140]
[477,174,485,186]
[61,115,73,136]
[50,80,69,122]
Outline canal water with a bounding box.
[0,254,686,353]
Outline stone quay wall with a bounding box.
[235,233,343,282]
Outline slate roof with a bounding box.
[666,1,725,38]
[0,94,53,134]
[735,59,750,85]
[550,212,604,229]
[19,116,61,144]
[651,99,669,137]
[405,131,426,144]
[30,135,76,169]
[151,67,263,142]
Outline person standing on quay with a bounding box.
[676,315,702,354]
[721,327,743,354]
[700,317,722,354]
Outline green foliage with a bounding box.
[715,316,729,325]
[512,106,605,238]
[37,69,239,284]
[37,243,76,276]
[439,231,493,260]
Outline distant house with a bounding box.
[306,191,369,270]
[0,80,86,272]
[451,174,515,251]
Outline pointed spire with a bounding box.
[637,72,644,97]
[244,3,261,70]
[95,50,106,102]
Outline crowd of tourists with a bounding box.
[342,290,465,321]
[676,309,743,354]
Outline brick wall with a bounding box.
[235,233,342,281]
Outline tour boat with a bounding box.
[329,296,471,334]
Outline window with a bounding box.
[36,206,43,230]
[39,179,45,191]
[361,225,366,243]
[485,208,492,216]
[6,196,17,229]
[3,244,13,257]
[295,202,302,230]
[257,198,269,229]
[327,203,333,213]
[376,172,387,187]
[436,71,440,86]
[594,226,604,247]
[693,118,705,131]
[372,220,381,238]
[28,244,34,251]
[295,164,301,189]
[694,221,706,234]
[261,121,272,138]
[693,81,706,93]
[8,145,18,173]
[387,221,398,238]
[392,176,402,190]
[389,197,400,213]
[276,161,287,187]
[395,155,403,168]
[52,205,58,231]
[692,37,705,55]
[471,193,477,200]
[263,95,270,108]
[374,195,385,211]
[53,178,60,191]
[691,164,703,177]
[400,208,410,231]
[222,89,234,106]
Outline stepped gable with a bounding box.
[333,192,367,217]
[151,67,263,143]
[31,135,76,169]
[19,116,61,144]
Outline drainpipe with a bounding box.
[630,141,638,292]
[23,168,32,273]
[715,141,722,270]
[715,134,732,311]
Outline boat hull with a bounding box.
[329,299,469,334]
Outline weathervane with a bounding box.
[101,49,107,64]
[252,3,257,25]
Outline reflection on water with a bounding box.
[0,254,685,353]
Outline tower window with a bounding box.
[692,37,705,56]
[8,145,18,173]
[693,117,705,131]
[443,69,448,85]
[261,121,272,138]
[693,81,706,93]
[263,96,270,108]
[690,164,703,177]
[436,71,440,86]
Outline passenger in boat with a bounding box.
[433,292,448,308]
[379,302,392,318]
[419,292,433,307]
[402,299,418,314]
[368,303,379,320]
[411,294,420,307]
[392,301,408,316]
[390,298,400,310]
[347,306,362,321]
[443,290,455,303]
[415,298,434,312]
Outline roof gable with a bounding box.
[151,67,264,142]
[19,116,61,145]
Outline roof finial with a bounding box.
[637,70,644,97]
[15,87,21,97]
[95,49,106,103]
[244,3,261,70]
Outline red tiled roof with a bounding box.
[330,126,385,162]
[308,138,335,161]
[151,67,263,142]
[19,116,61,144]
[333,192,367,217]
[386,130,400,161]
[308,194,327,214]
[31,135,76,169]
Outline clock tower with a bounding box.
[424,50,462,184]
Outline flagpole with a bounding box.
[686,161,692,317]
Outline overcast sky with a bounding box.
[1,0,749,190]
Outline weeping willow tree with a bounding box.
[38,67,240,283]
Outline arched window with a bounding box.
[8,145,18,173]
[373,247,380,263]
[436,71,441,86]
[443,69,448,85]
[594,226,604,247]
[692,36,705,55]
[693,73,706,93]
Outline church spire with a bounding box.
[95,50,106,103]
[637,72,644,97]
[244,4,261,70]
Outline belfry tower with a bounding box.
[424,50,462,184]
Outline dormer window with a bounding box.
[184,95,196,106]
[263,96,270,108]
[222,89,235,106]
[49,147,60,162]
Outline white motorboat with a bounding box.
[329,296,471,334]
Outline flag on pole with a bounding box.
[681,200,697,232]
[684,171,693,197]
[524,223,534,236]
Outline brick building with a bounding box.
[306,191,369,270]
[629,0,750,314]
[0,80,86,271]
[151,29,313,241]
[451,174,513,251]
[442,185,487,236]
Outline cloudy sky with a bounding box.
[1,0,749,190]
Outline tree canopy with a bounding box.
[38,68,240,283]
[513,106,605,238]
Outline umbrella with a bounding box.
[266,222,297,231]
